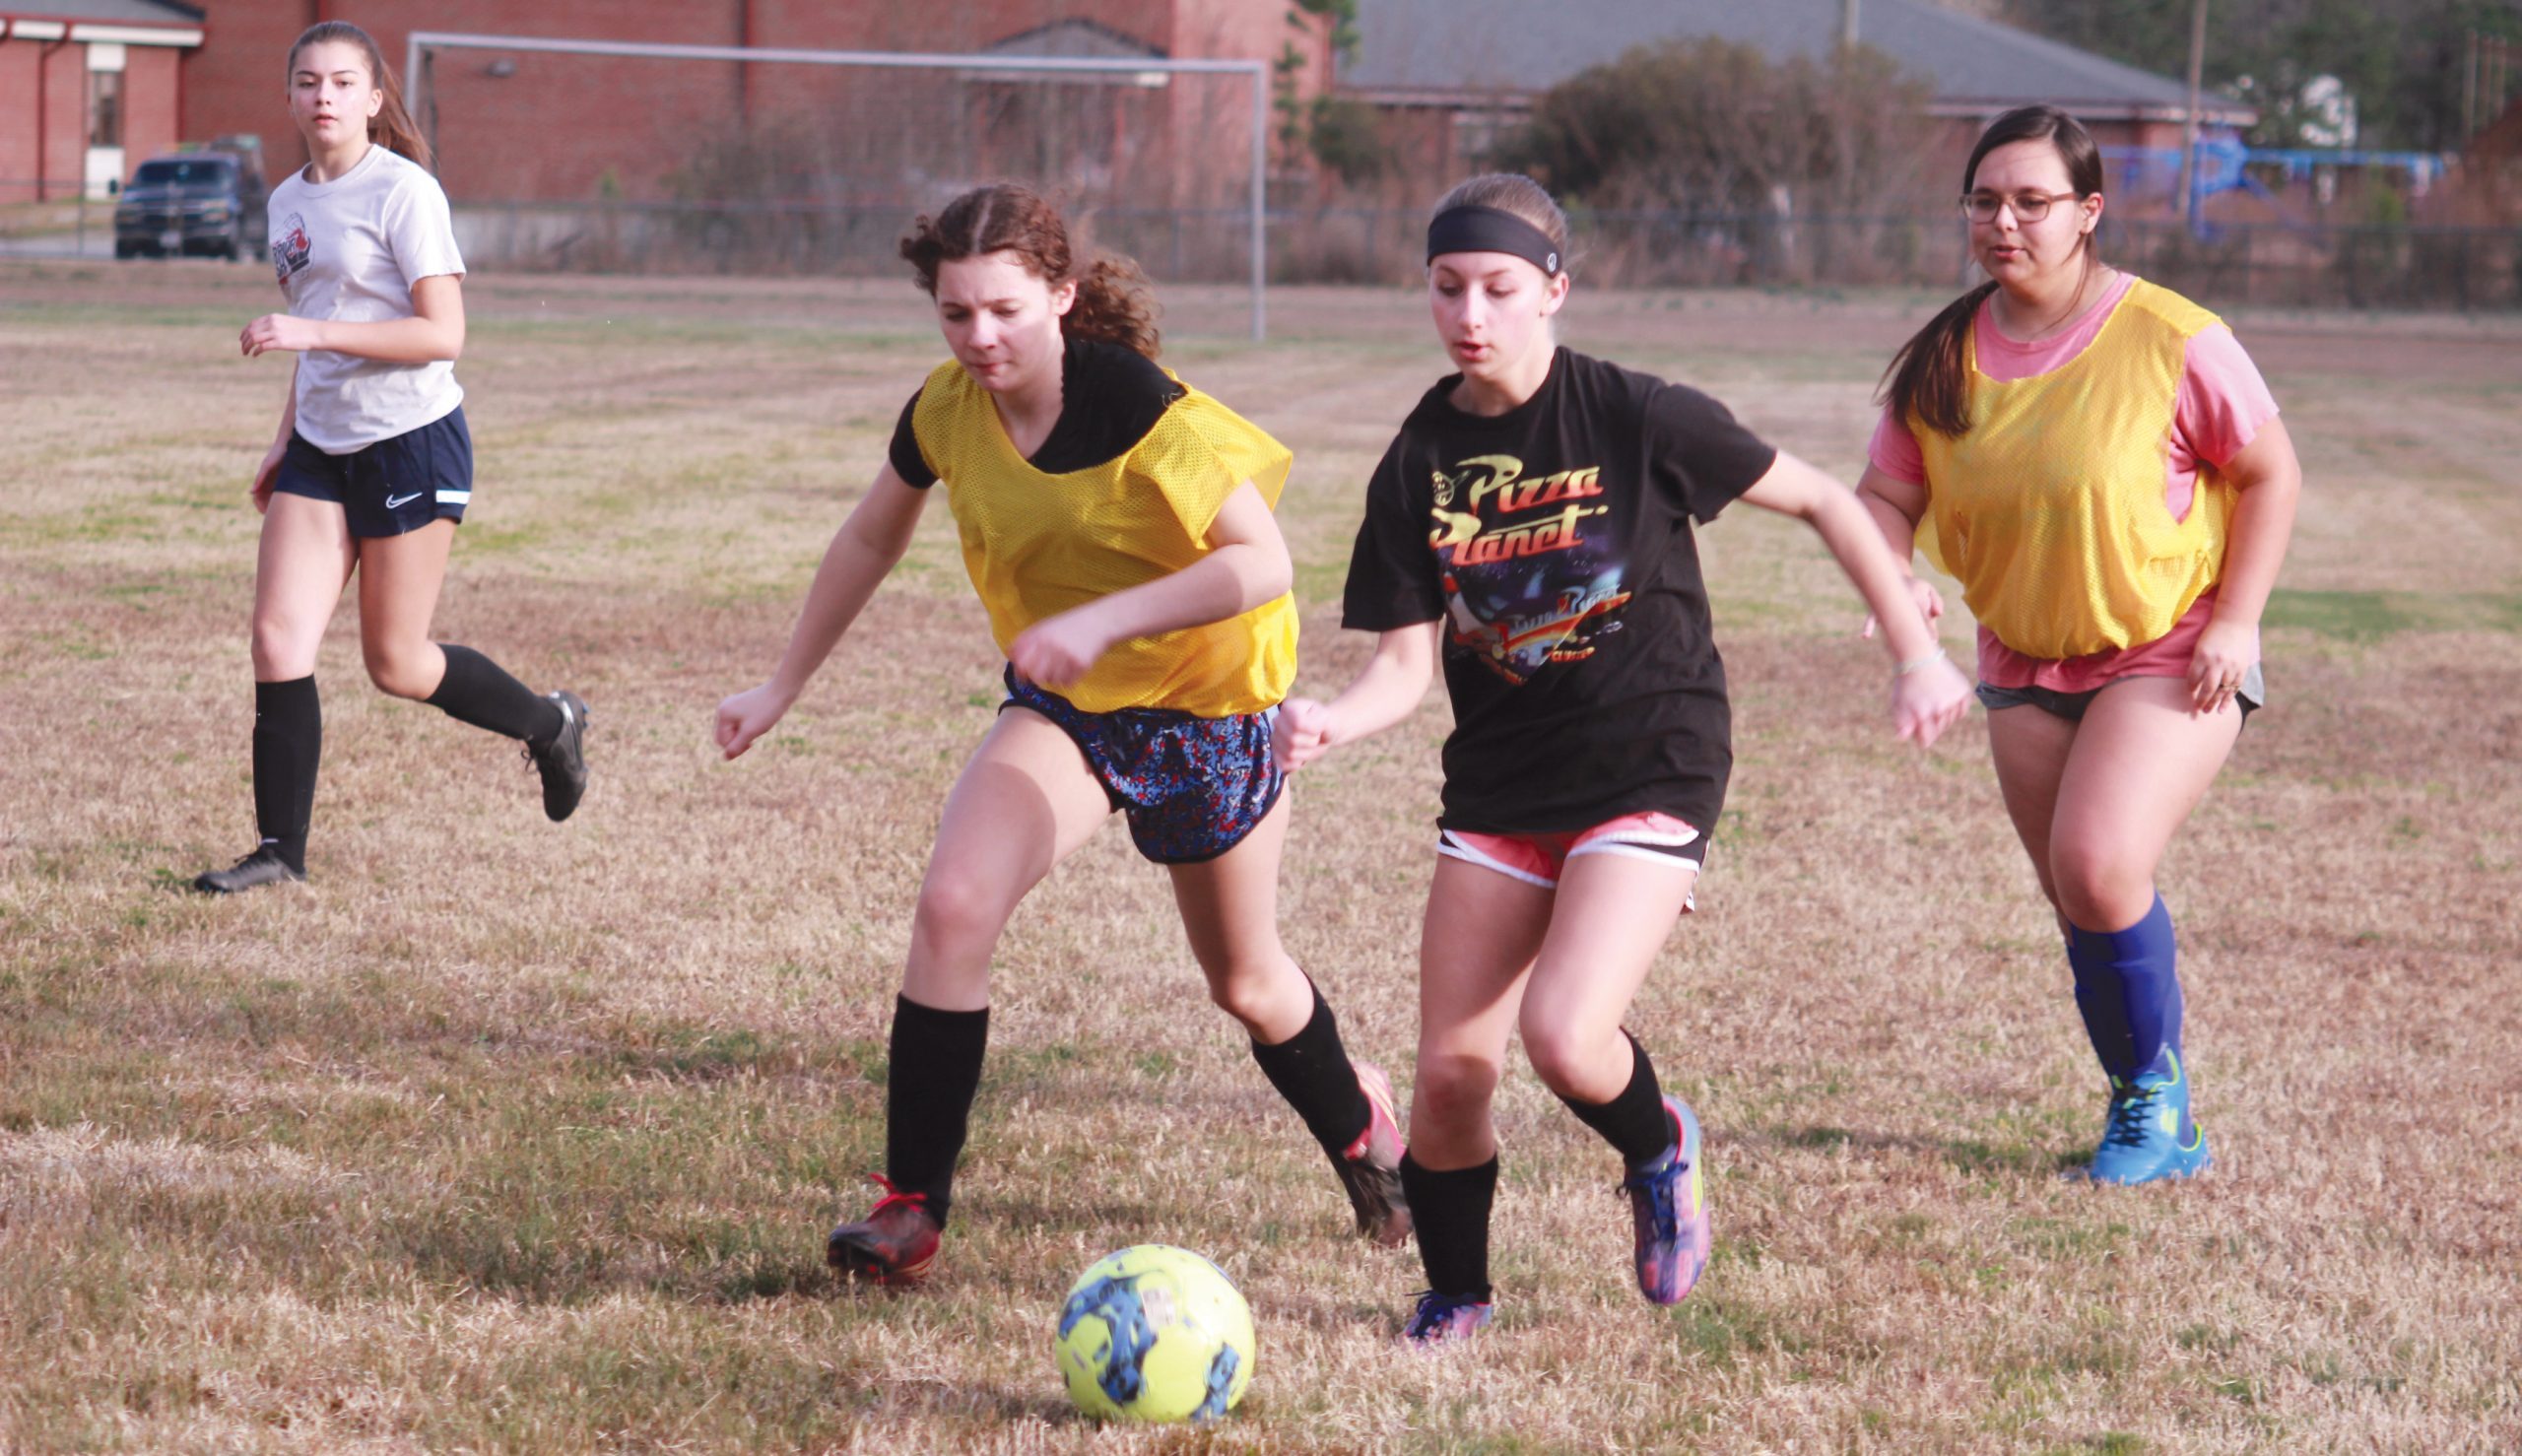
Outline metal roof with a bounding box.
[0,0,203,24]
[1344,0,2254,123]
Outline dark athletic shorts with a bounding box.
[271,406,472,539]
[1975,661,2264,723]
[1001,665,1283,866]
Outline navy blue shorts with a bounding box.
[1001,666,1283,865]
[271,407,472,539]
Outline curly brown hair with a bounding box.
[898,184,1161,359]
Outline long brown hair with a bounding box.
[1879,105,2104,436]
[898,184,1161,359]
[288,22,431,171]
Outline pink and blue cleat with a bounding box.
[1401,1290,1493,1347]
[1620,1094,1712,1305]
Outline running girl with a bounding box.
[195,21,587,895]
[714,183,1407,1283]
[1275,173,1972,1344]
[1857,105,2300,1184]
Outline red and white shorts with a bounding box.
[1436,811,1706,907]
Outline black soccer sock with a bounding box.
[1558,1031,1676,1168]
[249,675,320,874]
[884,993,990,1227]
[1247,977,1372,1157]
[425,643,564,743]
[1401,1153,1497,1302]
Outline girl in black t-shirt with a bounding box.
[1275,173,1973,1345]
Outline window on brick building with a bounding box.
[89,70,123,149]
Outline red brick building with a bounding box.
[173,3,1324,204]
[1,1,202,203]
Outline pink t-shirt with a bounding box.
[1866,273,2282,691]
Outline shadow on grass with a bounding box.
[1746,1123,2088,1177]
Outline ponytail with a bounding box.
[1878,280,1997,438]
[1064,255,1161,359]
[288,22,433,171]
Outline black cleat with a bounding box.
[526,691,590,822]
[192,844,305,894]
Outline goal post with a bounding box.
[404,32,1272,341]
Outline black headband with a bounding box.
[1427,204,1563,276]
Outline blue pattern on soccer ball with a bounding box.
[1058,1273,1156,1406]
[1193,1343,1240,1423]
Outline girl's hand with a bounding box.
[714,682,797,761]
[1891,652,1972,749]
[1008,606,1117,693]
[1273,697,1333,771]
[2187,617,2259,715]
[249,438,288,514]
[1862,574,1945,641]
[239,313,322,358]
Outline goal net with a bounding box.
[404,33,1271,339]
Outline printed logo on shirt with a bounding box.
[271,213,311,285]
[1428,453,1629,685]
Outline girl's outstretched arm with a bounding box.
[1741,452,1972,748]
[1008,481,1292,690]
[716,463,930,760]
[241,273,467,364]
[1273,621,1442,771]
[1852,461,1947,640]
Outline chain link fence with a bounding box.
[10,186,2518,310]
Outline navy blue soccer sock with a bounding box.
[2066,893,2185,1092]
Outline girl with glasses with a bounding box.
[1857,105,2303,1184]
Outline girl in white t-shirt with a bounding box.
[195,22,590,894]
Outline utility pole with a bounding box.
[2175,0,2208,231]
[2465,30,2480,139]
[1841,0,1861,50]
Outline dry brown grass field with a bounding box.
[3,260,2519,1454]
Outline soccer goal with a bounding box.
[403,32,1273,341]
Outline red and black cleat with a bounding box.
[826,1174,942,1285]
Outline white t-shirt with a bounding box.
[266,145,466,453]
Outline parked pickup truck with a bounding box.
[114,150,268,261]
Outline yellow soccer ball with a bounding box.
[1053,1244,1255,1423]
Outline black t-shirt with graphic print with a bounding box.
[1342,347,1777,836]
[888,335,1185,486]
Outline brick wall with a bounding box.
[0,37,95,203]
[121,43,183,174]
[180,2,1317,203]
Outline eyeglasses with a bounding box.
[1959,190,2084,223]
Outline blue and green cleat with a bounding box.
[2089,1049,2212,1185]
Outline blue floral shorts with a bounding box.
[1001,666,1283,865]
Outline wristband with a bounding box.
[1894,645,1949,677]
